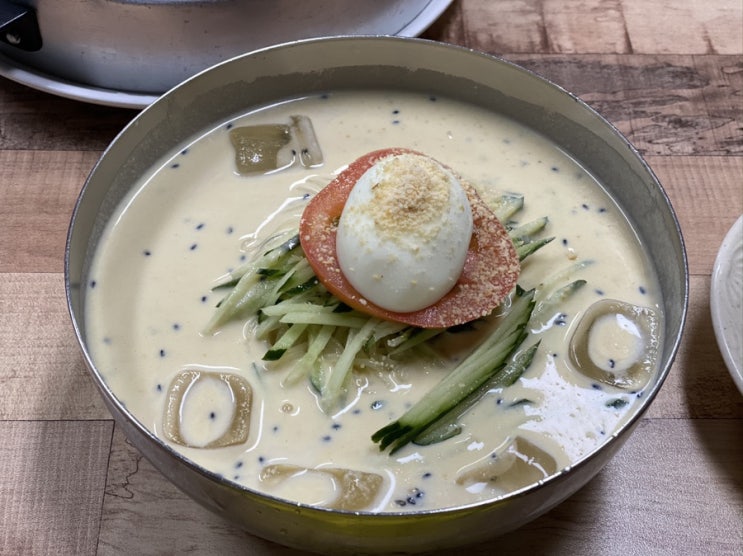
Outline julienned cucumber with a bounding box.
[412,341,540,446]
[203,193,572,452]
[371,287,536,454]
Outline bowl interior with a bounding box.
[65,36,688,554]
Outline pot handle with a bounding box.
[0,1,42,51]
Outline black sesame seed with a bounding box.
[159,349,166,357]
[592,383,602,390]
[226,226,234,234]
[639,286,647,294]
[156,384,163,392]
[394,499,407,507]
[551,166,560,172]
[331,423,342,430]
[143,249,151,256]
[189,243,198,251]
[598,207,607,213]
[258,456,265,464]
[233,475,240,480]
[102,337,112,345]
[608,358,616,369]
[352,408,362,415]
[235,461,243,468]
[170,163,180,169]
[371,400,384,410]
[392,109,400,114]
[581,203,590,210]
[422,472,432,479]
[561,238,569,246]
[595,289,604,296]
[200,295,208,303]
[320,93,329,99]
[429,95,437,101]
[272,425,279,433]
[322,435,332,442]
[181,148,189,155]
[226,122,234,130]
[392,119,400,124]
[209,411,216,420]
[195,223,205,230]
[89,280,97,288]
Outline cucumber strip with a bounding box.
[320,318,382,412]
[413,342,539,446]
[536,260,594,294]
[203,235,301,334]
[217,232,301,286]
[530,279,587,328]
[388,327,444,355]
[255,313,282,341]
[261,302,340,318]
[204,277,274,334]
[490,193,524,222]
[516,237,554,261]
[282,324,335,386]
[371,320,410,341]
[509,217,549,247]
[263,322,309,361]
[275,259,317,295]
[371,288,535,454]
[280,312,369,328]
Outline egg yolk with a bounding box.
[335,153,473,312]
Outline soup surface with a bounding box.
[85,90,662,512]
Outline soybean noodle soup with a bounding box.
[85,90,662,512]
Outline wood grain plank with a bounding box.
[0,273,110,420]
[0,150,99,273]
[428,0,743,56]
[507,54,743,157]
[98,418,743,555]
[98,427,300,556]
[623,0,743,55]
[649,155,743,276]
[0,78,134,151]
[0,420,113,556]
[489,418,743,555]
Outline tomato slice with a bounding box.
[298,148,520,328]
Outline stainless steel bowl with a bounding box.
[0,0,451,107]
[65,36,688,555]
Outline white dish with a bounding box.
[710,215,743,394]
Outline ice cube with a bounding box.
[162,369,252,448]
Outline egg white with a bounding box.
[335,153,473,312]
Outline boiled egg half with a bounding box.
[335,152,473,312]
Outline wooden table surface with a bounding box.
[1,1,741,554]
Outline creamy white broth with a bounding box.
[85,90,661,512]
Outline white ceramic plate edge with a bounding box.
[710,215,743,395]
